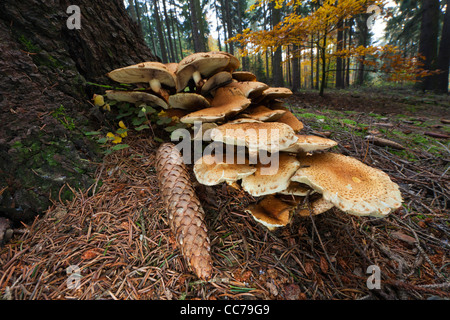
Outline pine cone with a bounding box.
[155,143,213,280]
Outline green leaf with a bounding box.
[135,124,150,131]
[153,137,164,143]
[84,131,101,136]
[116,111,133,119]
[97,137,108,144]
[110,144,130,151]
[157,117,172,125]
[132,117,146,126]
[116,128,128,135]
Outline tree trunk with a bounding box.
[335,19,344,89]
[162,0,176,62]
[271,1,283,86]
[433,0,450,93]
[319,31,327,97]
[292,45,301,92]
[356,14,369,86]
[225,0,234,55]
[189,0,202,52]
[153,0,168,62]
[0,0,157,222]
[416,0,440,91]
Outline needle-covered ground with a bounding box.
[0,87,449,300]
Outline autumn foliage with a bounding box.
[230,0,440,93]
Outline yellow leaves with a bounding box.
[107,121,128,144]
[92,94,105,107]
[107,132,122,144]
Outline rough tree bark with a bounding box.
[0,0,157,222]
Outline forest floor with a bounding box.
[0,86,449,300]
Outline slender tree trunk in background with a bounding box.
[214,1,222,52]
[270,0,283,86]
[143,1,157,56]
[194,0,207,51]
[433,0,450,93]
[153,0,168,62]
[134,0,143,33]
[225,0,234,55]
[219,0,228,52]
[189,0,202,52]
[0,0,157,222]
[345,19,353,87]
[336,19,344,89]
[162,0,175,62]
[315,35,320,90]
[356,14,368,86]
[310,35,314,89]
[319,31,327,97]
[292,45,300,92]
[416,0,440,91]
[237,0,248,70]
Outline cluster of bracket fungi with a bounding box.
[104,51,403,279]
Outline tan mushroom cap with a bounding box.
[165,62,178,74]
[168,93,210,110]
[210,121,298,154]
[105,90,169,109]
[194,154,256,186]
[245,195,293,230]
[241,153,301,196]
[255,87,293,103]
[298,197,335,217]
[291,153,403,217]
[210,51,240,71]
[226,81,269,99]
[176,52,233,91]
[107,62,176,93]
[273,110,304,132]
[192,122,218,141]
[281,134,338,153]
[232,71,257,82]
[180,86,251,123]
[200,71,233,96]
[242,105,286,122]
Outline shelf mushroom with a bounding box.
[107,61,177,94]
[180,86,251,123]
[105,90,169,109]
[244,195,294,230]
[291,152,403,217]
[193,154,256,186]
[176,52,239,92]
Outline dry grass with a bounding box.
[1,121,449,300]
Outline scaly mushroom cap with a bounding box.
[245,195,293,230]
[180,86,251,123]
[241,105,287,122]
[232,71,257,82]
[107,62,177,92]
[298,197,334,217]
[168,93,210,110]
[105,90,169,109]
[210,121,298,154]
[273,110,304,132]
[201,71,233,96]
[241,153,301,196]
[176,52,233,91]
[194,154,256,186]
[255,87,293,103]
[281,134,338,153]
[291,153,403,217]
[226,81,269,99]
